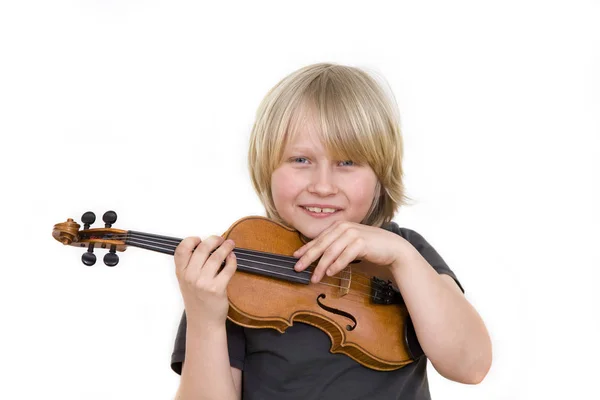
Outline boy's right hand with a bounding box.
[174,235,237,329]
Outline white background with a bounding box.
[1,1,598,399]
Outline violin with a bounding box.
[52,211,423,371]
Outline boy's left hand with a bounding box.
[293,221,409,283]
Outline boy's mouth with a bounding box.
[300,205,342,217]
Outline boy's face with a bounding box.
[271,119,379,240]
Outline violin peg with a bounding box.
[82,243,96,266]
[103,252,119,267]
[103,245,119,267]
[103,211,117,228]
[81,211,96,230]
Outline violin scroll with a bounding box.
[52,211,128,266]
[54,218,81,245]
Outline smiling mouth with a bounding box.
[300,206,341,216]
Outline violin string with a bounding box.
[121,231,380,285]
[110,233,380,288]
[229,257,377,301]
[225,261,383,304]
[228,247,377,291]
[236,268,388,306]
[105,234,395,299]
[110,237,382,303]
[95,234,379,304]
[108,234,390,297]
[109,233,383,291]
[122,230,380,286]
[120,233,383,288]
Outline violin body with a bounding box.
[52,212,421,371]
[222,216,415,371]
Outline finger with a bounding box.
[293,237,317,258]
[293,243,307,258]
[293,221,342,261]
[296,227,343,272]
[184,235,225,280]
[189,235,224,263]
[174,236,201,275]
[214,250,238,288]
[311,236,352,283]
[325,238,364,278]
[200,239,235,279]
[293,242,315,269]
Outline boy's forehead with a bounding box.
[288,127,320,142]
[289,109,320,137]
[285,126,327,152]
[284,103,360,159]
[286,108,322,140]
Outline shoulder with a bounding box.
[381,221,427,247]
[380,220,444,258]
[382,221,465,293]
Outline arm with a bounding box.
[175,321,242,400]
[291,221,491,383]
[390,238,492,384]
[172,236,242,399]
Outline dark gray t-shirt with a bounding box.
[171,222,463,399]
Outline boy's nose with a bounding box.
[307,169,339,196]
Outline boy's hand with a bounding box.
[174,236,237,328]
[292,221,409,283]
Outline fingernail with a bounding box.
[294,261,302,271]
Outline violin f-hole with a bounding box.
[316,293,357,331]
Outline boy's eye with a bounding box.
[289,157,356,166]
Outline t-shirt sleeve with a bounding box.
[384,222,464,293]
[170,311,246,375]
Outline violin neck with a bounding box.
[125,231,310,285]
[126,230,182,255]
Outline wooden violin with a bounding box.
[52,211,423,371]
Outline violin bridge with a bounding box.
[338,266,351,296]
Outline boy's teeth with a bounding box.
[304,206,336,213]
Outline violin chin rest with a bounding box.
[404,315,424,360]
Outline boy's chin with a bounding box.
[294,220,337,240]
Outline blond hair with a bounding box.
[248,63,412,228]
